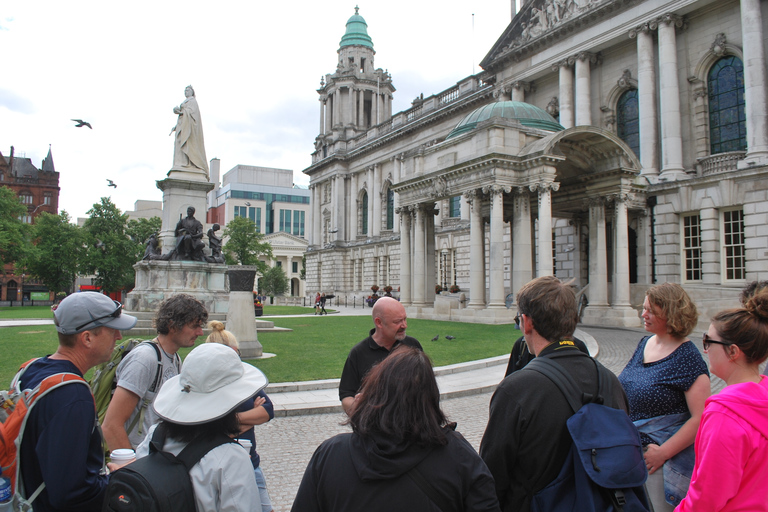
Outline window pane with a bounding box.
[709,56,747,154]
[617,89,640,158]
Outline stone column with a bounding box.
[575,53,595,126]
[367,166,375,235]
[700,206,720,284]
[347,87,354,127]
[313,184,322,247]
[413,205,426,306]
[398,207,412,305]
[333,89,340,128]
[319,98,325,135]
[485,185,509,308]
[393,155,403,233]
[358,90,365,127]
[349,173,358,240]
[512,81,529,102]
[425,205,437,304]
[466,191,486,308]
[333,175,344,241]
[372,164,381,237]
[588,199,609,306]
[556,60,574,129]
[741,0,768,164]
[227,267,261,358]
[612,195,631,307]
[512,188,533,300]
[533,182,558,277]
[655,14,686,179]
[631,24,659,177]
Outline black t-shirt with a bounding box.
[338,329,423,400]
[504,335,590,377]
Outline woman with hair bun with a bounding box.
[618,283,711,511]
[675,289,768,511]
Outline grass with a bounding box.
[0,316,519,386]
[0,306,54,319]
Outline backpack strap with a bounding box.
[175,432,236,472]
[524,353,604,414]
[126,341,164,437]
[406,464,455,512]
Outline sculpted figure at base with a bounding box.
[206,223,225,264]
[142,233,163,260]
[170,85,208,177]
[174,207,206,261]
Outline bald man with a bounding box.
[339,297,423,413]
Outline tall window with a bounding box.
[617,89,640,157]
[43,194,51,205]
[234,206,246,218]
[723,209,746,280]
[294,211,305,236]
[279,209,292,233]
[449,196,461,218]
[709,56,746,154]
[255,208,261,232]
[361,192,368,235]
[683,214,702,281]
[20,193,33,205]
[386,189,394,230]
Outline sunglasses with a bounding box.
[74,300,123,331]
[702,333,733,351]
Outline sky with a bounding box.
[0,1,515,220]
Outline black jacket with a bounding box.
[292,427,501,512]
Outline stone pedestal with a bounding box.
[156,177,214,253]
[125,260,229,314]
[227,267,262,358]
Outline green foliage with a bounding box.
[0,186,29,274]
[300,255,306,280]
[127,216,162,260]
[82,197,137,293]
[222,217,272,273]
[24,211,83,295]
[260,265,289,297]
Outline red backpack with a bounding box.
[1,358,90,507]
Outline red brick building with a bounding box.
[1,145,60,302]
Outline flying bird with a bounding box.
[106,179,117,188]
[72,119,92,129]
[445,335,456,340]
[431,335,439,342]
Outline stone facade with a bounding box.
[304,2,768,326]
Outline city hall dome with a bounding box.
[339,7,374,49]
[446,101,564,139]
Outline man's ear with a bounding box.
[521,314,534,336]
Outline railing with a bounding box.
[697,151,746,176]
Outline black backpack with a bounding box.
[102,423,235,512]
[525,354,650,512]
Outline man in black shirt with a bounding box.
[338,297,422,414]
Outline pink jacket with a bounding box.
[676,376,768,512]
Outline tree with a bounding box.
[127,216,162,260]
[300,255,306,280]
[24,211,83,296]
[260,265,289,297]
[82,197,137,294]
[0,186,29,275]
[222,217,272,274]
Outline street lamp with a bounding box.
[20,273,25,306]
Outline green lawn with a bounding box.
[0,317,519,386]
[0,306,54,319]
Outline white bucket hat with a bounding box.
[152,343,268,425]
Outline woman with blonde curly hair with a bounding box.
[619,283,711,511]
[676,289,768,511]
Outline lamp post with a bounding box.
[20,273,25,306]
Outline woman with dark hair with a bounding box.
[618,283,710,511]
[675,290,768,511]
[292,346,500,512]
[134,343,268,512]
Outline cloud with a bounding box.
[0,88,36,114]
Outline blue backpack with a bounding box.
[525,354,650,512]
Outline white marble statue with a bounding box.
[170,85,208,176]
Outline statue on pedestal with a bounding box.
[173,206,206,261]
[142,233,163,260]
[170,85,208,177]
[206,223,225,264]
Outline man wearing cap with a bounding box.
[18,292,137,512]
[102,293,208,450]
[339,297,423,414]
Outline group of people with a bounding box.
[314,292,328,315]
[11,277,768,512]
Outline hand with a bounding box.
[107,460,134,473]
[253,396,266,409]
[644,443,667,475]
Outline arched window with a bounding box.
[386,189,394,230]
[361,192,368,235]
[708,56,746,154]
[617,89,639,157]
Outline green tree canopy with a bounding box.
[127,216,162,260]
[82,197,137,294]
[24,211,83,296]
[260,264,289,297]
[222,217,272,274]
[0,186,29,275]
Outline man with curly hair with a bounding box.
[102,294,208,450]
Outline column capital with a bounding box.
[529,182,560,193]
[583,196,605,209]
[482,184,511,196]
[628,22,653,38]
[512,80,531,92]
[552,59,572,72]
[650,13,684,30]
[463,189,479,203]
[574,51,599,64]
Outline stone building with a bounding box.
[0,146,60,301]
[304,1,768,325]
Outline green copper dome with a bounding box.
[339,7,373,49]
[446,101,564,139]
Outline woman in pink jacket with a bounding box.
[676,288,768,512]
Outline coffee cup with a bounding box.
[110,449,136,466]
[235,439,252,451]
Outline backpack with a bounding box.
[102,422,235,512]
[1,358,92,510]
[89,339,174,440]
[525,354,650,512]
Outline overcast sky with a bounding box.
[0,1,514,220]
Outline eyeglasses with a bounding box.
[702,333,733,351]
[74,300,122,331]
[514,314,521,325]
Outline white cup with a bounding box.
[235,439,253,451]
[110,449,136,466]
